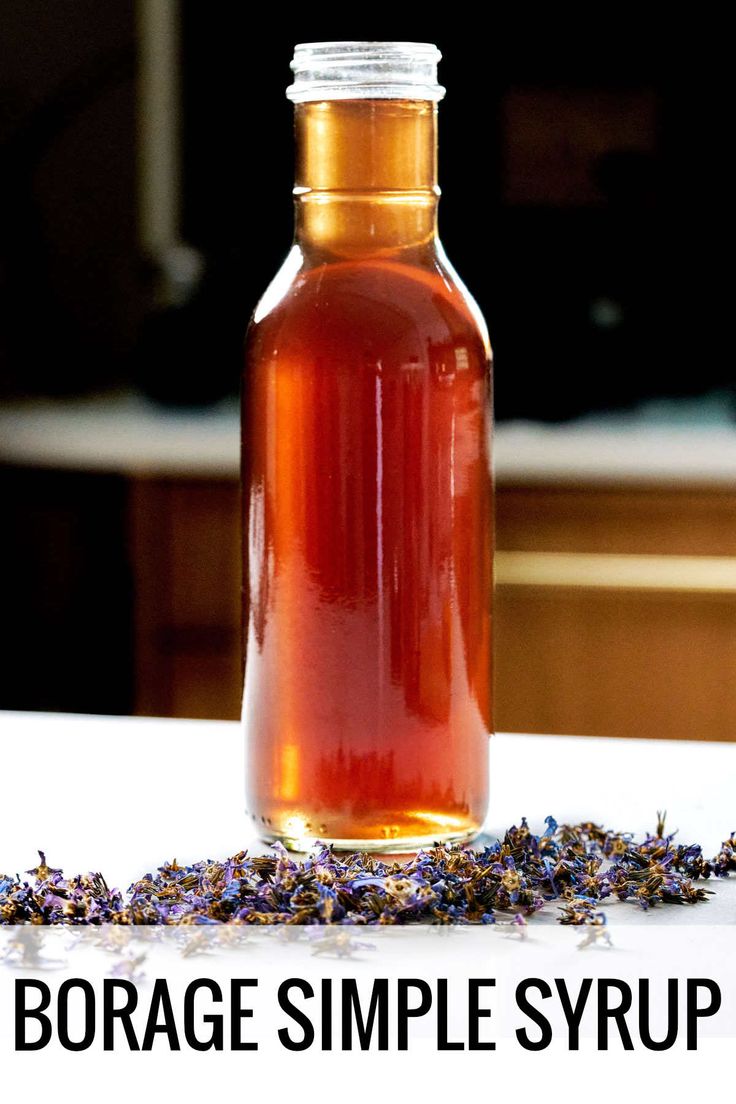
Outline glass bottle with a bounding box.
[242,42,493,851]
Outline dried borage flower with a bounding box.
[0,815,731,927]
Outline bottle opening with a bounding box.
[287,41,445,103]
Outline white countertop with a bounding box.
[1,711,734,1097]
[0,395,241,478]
[0,710,733,923]
[2,393,736,485]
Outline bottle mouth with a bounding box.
[287,41,445,103]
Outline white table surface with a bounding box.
[0,710,733,923]
[1,711,735,1102]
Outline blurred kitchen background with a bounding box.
[1,3,732,739]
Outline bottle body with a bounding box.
[242,93,493,851]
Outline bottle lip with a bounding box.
[287,41,445,104]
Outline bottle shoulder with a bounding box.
[247,244,491,362]
[432,242,492,358]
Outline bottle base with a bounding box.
[255,822,483,855]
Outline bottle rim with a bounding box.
[287,41,445,103]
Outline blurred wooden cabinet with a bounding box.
[495,485,736,741]
[130,478,242,719]
[129,476,736,741]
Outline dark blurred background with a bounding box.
[1,3,732,741]
[0,4,716,415]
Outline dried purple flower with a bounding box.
[0,813,729,928]
[26,852,63,883]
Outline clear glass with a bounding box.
[242,85,493,852]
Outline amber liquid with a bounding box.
[242,101,493,850]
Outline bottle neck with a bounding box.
[294,99,439,256]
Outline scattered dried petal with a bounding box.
[0,814,727,927]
